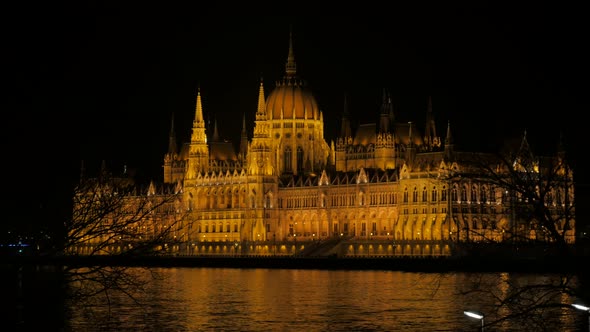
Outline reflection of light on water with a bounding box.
[65,268,583,331]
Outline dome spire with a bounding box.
[194,87,204,123]
[285,26,296,77]
[256,78,266,118]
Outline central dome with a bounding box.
[266,79,319,120]
[265,31,320,121]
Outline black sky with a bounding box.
[4,4,588,230]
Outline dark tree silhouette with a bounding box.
[444,133,587,330]
[57,168,187,315]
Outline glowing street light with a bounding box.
[572,303,590,331]
[464,310,484,331]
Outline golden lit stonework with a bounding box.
[79,31,576,257]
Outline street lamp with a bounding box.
[464,310,484,331]
[572,303,590,332]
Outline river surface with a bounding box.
[5,265,588,331]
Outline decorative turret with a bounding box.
[187,88,209,179]
[249,80,274,176]
[513,130,538,173]
[254,80,269,138]
[163,113,180,183]
[375,89,396,170]
[423,96,440,150]
[379,89,394,134]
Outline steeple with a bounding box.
[187,88,209,178]
[424,96,440,150]
[285,26,296,77]
[379,89,393,133]
[167,112,177,155]
[254,80,269,138]
[212,118,220,142]
[249,78,274,176]
[515,129,536,171]
[256,79,266,118]
[445,120,453,145]
[190,88,208,145]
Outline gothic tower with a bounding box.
[186,89,209,180]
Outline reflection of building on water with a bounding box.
[74,32,575,257]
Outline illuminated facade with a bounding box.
[82,34,575,256]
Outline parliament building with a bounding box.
[78,33,576,257]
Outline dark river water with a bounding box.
[4,265,588,331]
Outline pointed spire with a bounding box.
[191,87,208,144]
[213,118,219,142]
[285,26,296,77]
[168,112,177,155]
[517,129,532,157]
[515,129,536,171]
[380,89,392,133]
[242,113,247,135]
[256,79,266,117]
[445,120,453,145]
[424,96,438,148]
[195,88,204,123]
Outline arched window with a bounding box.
[461,186,467,201]
[451,186,458,202]
[297,146,304,172]
[403,188,409,203]
[471,185,477,202]
[441,186,447,201]
[284,147,292,172]
[422,187,428,202]
[431,186,438,202]
[412,187,418,203]
[481,186,487,203]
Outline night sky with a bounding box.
[4,4,588,232]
